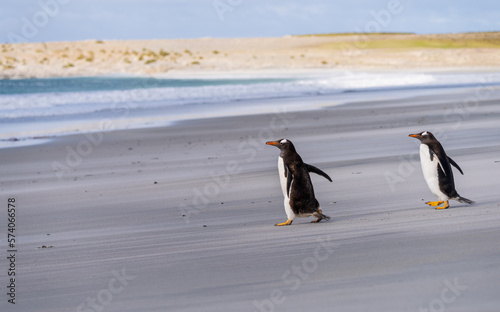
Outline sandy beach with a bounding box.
[1,80,499,311]
[2,32,500,79]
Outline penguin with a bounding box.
[409,131,474,209]
[266,139,332,226]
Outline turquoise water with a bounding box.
[1,71,500,144]
[0,76,293,95]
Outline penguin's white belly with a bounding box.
[278,157,296,220]
[420,144,448,201]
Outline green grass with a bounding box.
[295,32,500,49]
[319,37,500,50]
[368,38,500,49]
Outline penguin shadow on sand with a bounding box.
[409,131,475,210]
[266,139,332,226]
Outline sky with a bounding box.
[1,0,499,43]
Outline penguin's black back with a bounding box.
[280,144,321,215]
[425,138,459,198]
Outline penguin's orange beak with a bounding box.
[266,141,277,145]
[409,134,419,138]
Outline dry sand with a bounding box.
[2,32,500,79]
[1,84,499,311]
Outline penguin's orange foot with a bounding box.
[426,201,449,209]
[425,201,444,207]
[275,219,293,226]
[435,201,449,210]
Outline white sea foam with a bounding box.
[1,71,499,142]
[2,71,499,119]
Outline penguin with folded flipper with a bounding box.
[266,139,332,226]
[409,131,475,209]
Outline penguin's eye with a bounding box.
[421,131,428,136]
[280,139,288,144]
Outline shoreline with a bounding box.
[5,66,500,80]
[3,79,500,149]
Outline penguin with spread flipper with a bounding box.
[266,139,332,226]
[409,131,475,209]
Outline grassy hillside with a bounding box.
[300,32,500,49]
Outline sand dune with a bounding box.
[2,32,500,79]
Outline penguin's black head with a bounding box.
[266,138,295,153]
[409,131,437,144]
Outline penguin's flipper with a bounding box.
[285,164,293,197]
[431,150,449,177]
[305,163,332,182]
[448,156,464,175]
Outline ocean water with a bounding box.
[1,71,500,145]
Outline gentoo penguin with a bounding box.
[409,131,474,209]
[266,139,332,226]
